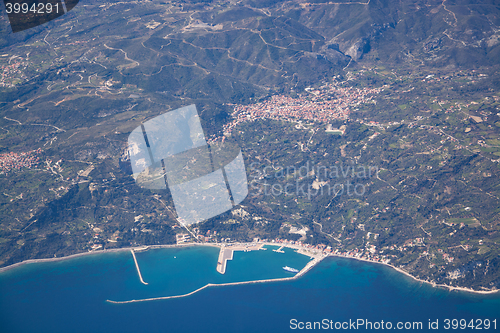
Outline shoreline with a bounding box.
[327,253,499,295]
[0,243,218,274]
[0,242,498,295]
[107,247,324,304]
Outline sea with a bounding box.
[0,245,499,333]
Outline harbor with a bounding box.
[108,244,324,304]
[216,243,263,274]
[273,246,285,253]
[2,239,499,333]
[2,238,497,301]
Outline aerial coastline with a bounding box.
[107,253,322,304]
[0,240,498,296]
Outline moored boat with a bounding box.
[283,266,299,273]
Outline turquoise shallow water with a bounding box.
[0,245,499,333]
[118,245,311,300]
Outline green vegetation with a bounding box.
[448,218,479,225]
[0,0,499,291]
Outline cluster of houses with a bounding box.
[208,82,382,142]
[270,238,390,263]
[0,56,27,88]
[176,228,220,244]
[0,148,41,174]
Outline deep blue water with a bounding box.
[0,246,498,333]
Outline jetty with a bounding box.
[131,249,148,285]
[296,256,323,278]
[216,246,233,274]
[273,246,285,253]
[107,253,328,304]
[216,243,263,274]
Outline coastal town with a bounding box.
[0,62,498,294]
[177,230,389,262]
[174,230,392,269]
[169,225,473,290]
[115,235,491,305]
[1,0,500,327]
[110,238,393,304]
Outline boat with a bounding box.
[283,266,299,273]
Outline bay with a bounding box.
[0,245,498,333]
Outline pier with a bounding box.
[296,256,323,278]
[216,243,263,274]
[273,246,285,253]
[107,254,328,304]
[131,249,148,285]
[216,247,233,274]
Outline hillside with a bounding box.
[0,0,499,290]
